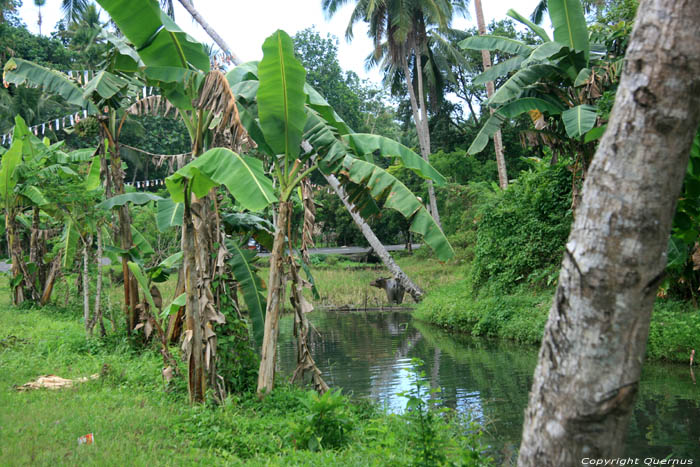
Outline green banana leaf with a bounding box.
[162,293,186,320]
[574,68,592,87]
[131,225,154,259]
[257,30,307,159]
[490,64,561,105]
[84,157,101,191]
[0,135,22,205]
[522,42,569,66]
[96,192,163,210]
[549,0,589,61]
[226,239,267,346]
[127,261,157,312]
[96,0,210,71]
[584,124,606,143]
[19,186,49,206]
[506,8,551,42]
[343,134,446,185]
[82,70,130,102]
[226,61,259,86]
[159,251,183,269]
[62,219,79,270]
[340,156,454,261]
[165,147,276,211]
[156,198,184,232]
[459,35,533,56]
[562,105,597,138]
[3,58,90,109]
[473,55,526,86]
[305,84,351,135]
[100,29,144,72]
[468,98,565,155]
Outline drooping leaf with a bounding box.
[549,0,589,61]
[96,192,163,210]
[156,198,184,232]
[340,156,454,261]
[96,0,210,71]
[490,64,561,105]
[162,293,186,320]
[131,225,154,259]
[165,147,276,211]
[82,71,130,102]
[226,239,267,345]
[473,55,526,85]
[159,251,183,269]
[305,84,351,135]
[0,135,22,205]
[128,261,157,312]
[19,186,48,206]
[506,8,551,42]
[84,156,101,191]
[343,134,446,185]
[62,220,79,269]
[468,98,565,155]
[562,105,597,138]
[3,58,90,108]
[299,258,320,300]
[584,124,606,143]
[101,29,144,72]
[522,42,569,66]
[459,35,533,56]
[667,236,688,270]
[226,61,259,86]
[257,30,307,159]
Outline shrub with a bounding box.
[290,389,354,451]
[470,161,573,293]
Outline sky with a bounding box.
[18,0,547,85]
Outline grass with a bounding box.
[0,272,492,466]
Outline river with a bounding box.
[277,311,700,463]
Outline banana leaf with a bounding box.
[62,219,79,270]
[0,136,22,205]
[343,134,446,185]
[82,70,130,102]
[156,198,184,232]
[490,64,561,105]
[473,55,526,85]
[3,58,91,109]
[19,186,48,206]
[257,30,307,159]
[549,0,589,61]
[131,225,154,260]
[96,0,210,72]
[459,35,533,56]
[166,148,276,211]
[127,261,157,312]
[506,8,551,42]
[84,157,101,191]
[96,192,163,210]
[226,239,267,346]
[340,156,454,261]
[468,98,565,155]
[562,105,597,138]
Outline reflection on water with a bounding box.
[277,311,700,461]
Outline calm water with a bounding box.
[277,311,700,463]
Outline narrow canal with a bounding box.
[277,311,700,463]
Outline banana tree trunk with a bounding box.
[7,212,25,305]
[40,253,61,306]
[474,0,508,189]
[82,236,91,336]
[257,201,291,397]
[324,173,424,302]
[518,0,700,462]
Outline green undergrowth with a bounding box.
[415,275,700,363]
[0,304,491,466]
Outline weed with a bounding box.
[289,389,354,451]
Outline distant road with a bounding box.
[258,243,422,257]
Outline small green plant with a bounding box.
[290,388,354,451]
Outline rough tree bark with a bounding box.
[474,0,508,189]
[324,173,424,302]
[518,1,700,464]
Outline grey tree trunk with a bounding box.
[82,236,91,336]
[177,0,240,65]
[518,1,700,464]
[324,173,424,302]
[474,0,508,189]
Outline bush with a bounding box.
[470,161,573,293]
[290,389,354,451]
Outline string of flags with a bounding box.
[125,179,166,189]
[1,86,159,147]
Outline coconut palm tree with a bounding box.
[33,0,45,35]
[473,0,508,188]
[61,0,91,25]
[323,0,469,229]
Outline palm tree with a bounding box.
[323,0,469,229]
[34,0,45,35]
[473,0,508,189]
[61,0,90,25]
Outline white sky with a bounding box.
[18,0,547,85]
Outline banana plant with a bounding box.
[224,30,454,396]
[460,0,619,170]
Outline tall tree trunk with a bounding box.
[474,0,508,189]
[401,43,442,229]
[518,1,700,463]
[40,253,61,306]
[176,0,240,65]
[324,173,424,302]
[257,201,291,397]
[82,236,91,336]
[90,228,105,337]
